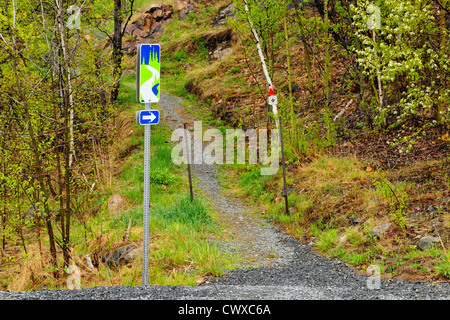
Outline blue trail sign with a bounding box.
[137,110,160,125]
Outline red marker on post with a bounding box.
[268,87,277,106]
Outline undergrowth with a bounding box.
[219,155,450,281]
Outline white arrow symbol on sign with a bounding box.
[142,112,157,122]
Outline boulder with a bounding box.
[147,4,173,20]
[211,46,232,60]
[368,222,391,239]
[152,9,164,21]
[212,3,236,26]
[133,28,149,38]
[124,247,143,263]
[140,13,153,33]
[417,236,440,251]
[150,21,163,34]
[102,244,137,267]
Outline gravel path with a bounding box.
[1,92,449,300]
[157,92,296,269]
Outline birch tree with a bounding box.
[232,0,290,134]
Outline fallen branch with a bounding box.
[123,217,133,242]
[333,99,353,121]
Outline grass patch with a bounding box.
[151,195,214,231]
[316,229,339,253]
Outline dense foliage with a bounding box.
[0,0,124,272]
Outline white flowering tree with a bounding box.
[351,0,449,153]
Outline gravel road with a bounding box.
[1,92,448,301]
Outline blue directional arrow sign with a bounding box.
[137,110,160,125]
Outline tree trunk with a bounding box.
[301,31,317,125]
[55,0,75,168]
[1,163,6,253]
[55,1,73,268]
[283,7,294,119]
[373,31,384,117]
[324,0,330,111]
[355,37,371,129]
[293,7,318,127]
[437,0,447,124]
[111,0,123,103]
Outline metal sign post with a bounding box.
[136,44,161,287]
[278,116,289,215]
[137,107,160,287]
[142,103,151,287]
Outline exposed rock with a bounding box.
[140,13,153,33]
[102,244,137,268]
[175,0,196,20]
[123,247,143,263]
[204,28,236,61]
[417,236,440,251]
[152,9,164,21]
[124,23,139,35]
[368,222,391,239]
[349,216,360,225]
[132,28,149,38]
[210,46,233,61]
[212,3,236,26]
[122,4,174,55]
[150,21,163,34]
[123,41,137,54]
[427,204,438,212]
